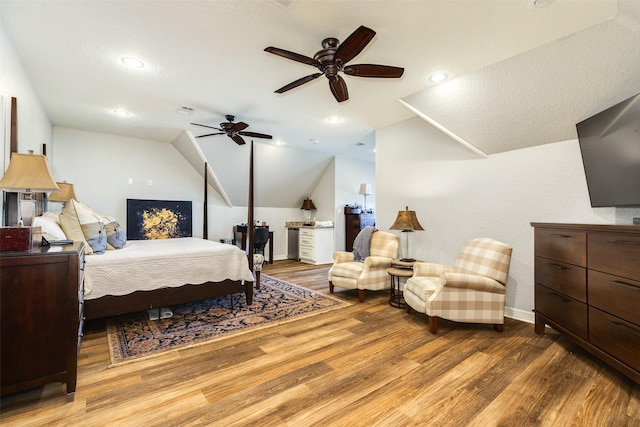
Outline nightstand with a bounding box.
[0,242,85,399]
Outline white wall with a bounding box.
[0,25,52,161]
[333,156,376,251]
[377,117,640,322]
[52,127,328,262]
[1,24,53,223]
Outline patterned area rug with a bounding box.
[106,275,350,366]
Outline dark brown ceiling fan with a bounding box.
[191,115,272,145]
[264,25,404,103]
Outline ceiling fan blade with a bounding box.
[343,64,404,78]
[239,131,273,140]
[275,73,323,93]
[264,47,321,68]
[196,132,225,138]
[334,25,376,65]
[329,75,349,103]
[231,121,249,131]
[191,123,223,131]
[231,134,246,145]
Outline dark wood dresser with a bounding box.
[531,223,640,384]
[1,242,85,398]
[345,213,375,252]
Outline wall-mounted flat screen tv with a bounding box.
[576,92,640,208]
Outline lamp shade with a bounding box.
[300,197,316,210]
[0,153,60,193]
[389,206,424,232]
[359,183,372,195]
[47,182,77,202]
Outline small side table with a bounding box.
[387,259,416,308]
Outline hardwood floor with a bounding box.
[1,260,639,426]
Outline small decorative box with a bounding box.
[0,226,42,252]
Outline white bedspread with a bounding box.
[83,238,255,300]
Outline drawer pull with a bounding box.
[608,280,640,291]
[552,234,572,238]
[548,263,569,270]
[611,321,640,338]
[606,239,640,246]
[548,291,572,303]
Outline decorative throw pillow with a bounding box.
[59,199,107,254]
[101,215,127,249]
[33,215,67,241]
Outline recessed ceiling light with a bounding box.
[327,115,343,124]
[113,109,131,117]
[121,56,144,68]
[429,72,448,83]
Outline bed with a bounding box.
[39,141,259,320]
[83,237,255,319]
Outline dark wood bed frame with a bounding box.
[84,142,256,320]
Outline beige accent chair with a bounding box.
[404,238,512,334]
[328,230,400,302]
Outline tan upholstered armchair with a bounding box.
[404,238,512,333]
[328,230,400,302]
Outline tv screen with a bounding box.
[576,93,640,208]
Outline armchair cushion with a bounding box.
[333,251,355,264]
[413,262,456,277]
[439,272,505,293]
[455,237,512,285]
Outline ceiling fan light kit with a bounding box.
[265,25,404,103]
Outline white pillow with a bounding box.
[33,215,67,241]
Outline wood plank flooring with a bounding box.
[1,260,639,426]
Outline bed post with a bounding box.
[203,162,208,240]
[248,141,255,265]
[245,141,255,304]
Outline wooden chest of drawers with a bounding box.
[0,242,85,398]
[532,223,640,384]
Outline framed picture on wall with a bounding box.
[126,199,193,240]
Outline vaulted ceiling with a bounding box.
[2,0,639,206]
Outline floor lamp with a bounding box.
[389,206,424,262]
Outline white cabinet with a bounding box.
[299,227,334,265]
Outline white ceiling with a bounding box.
[1,0,639,206]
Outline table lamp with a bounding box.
[0,152,60,225]
[389,206,424,261]
[47,182,77,207]
[300,197,316,225]
[359,183,372,212]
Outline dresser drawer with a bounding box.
[535,229,586,266]
[589,307,640,373]
[300,235,314,247]
[588,270,640,326]
[535,257,586,302]
[535,284,587,339]
[588,233,640,282]
[300,228,314,237]
[299,247,314,259]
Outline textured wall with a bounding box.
[376,117,640,319]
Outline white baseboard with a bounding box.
[505,307,535,324]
